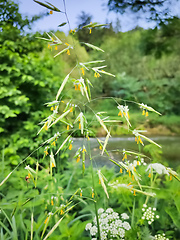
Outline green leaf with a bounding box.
[0,171,13,187]
[139,134,162,148]
[58,22,67,27]
[49,109,71,128]
[33,0,61,12]
[84,43,104,52]
[166,206,180,229]
[81,60,105,65]
[82,22,98,28]
[43,215,65,240]
[97,170,109,198]
[56,74,69,100]
[56,135,71,154]
[54,48,68,58]
[95,113,111,137]
[97,69,115,77]
[101,131,110,156]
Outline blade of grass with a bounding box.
[43,215,65,240]
[31,213,33,240]
[56,74,69,100]
[12,216,18,240]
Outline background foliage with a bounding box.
[0,0,180,239]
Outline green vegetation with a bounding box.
[0,0,180,239]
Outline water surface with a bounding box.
[71,136,180,169]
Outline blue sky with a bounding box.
[18,0,179,33]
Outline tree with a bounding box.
[106,0,178,22]
[0,0,61,165]
[141,17,180,57]
[106,0,180,56]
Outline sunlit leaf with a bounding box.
[56,135,71,154]
[56,74,69,100]
[84,43,104,52]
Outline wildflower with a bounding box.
[80,189,82,197]
[44,212,53,224]
[141,205,159,224]
[140,103,149,117]
[44,149,49,156]
[43,122,48,131]
[135,135,143,145]
[90,226,98,236]
[51,196,54,206]
[76,155,80,163]
[154,233,169,240]
[69,29,76,34]
[146,163,169,175]
[60,209,64,215]
[98,208,104,214]
[44,216,48,224]
[121,213,129,220]
[117,105,130,120]
[51,141,56,146]
[86,208,131,239]
[80,68,85,75]
[122,149,127,161]
[85,223,92,231]
[78,84,81,90]
[82,147,86,153]
[49,10,53,14]
[94,72,100,78]
[92,189,94,198]
[123,221,131,230]
[48,43,52,51]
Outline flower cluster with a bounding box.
[154,233,169,240]
[141,204,159,225]
[85,208,131,240]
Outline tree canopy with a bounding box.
[107,0,178,22]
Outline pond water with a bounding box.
[70,136,180,170]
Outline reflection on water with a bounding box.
[71,136,180,169]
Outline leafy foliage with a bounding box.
[0,0,63,165]
[107,0,178,22]
[0,1,180,240]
